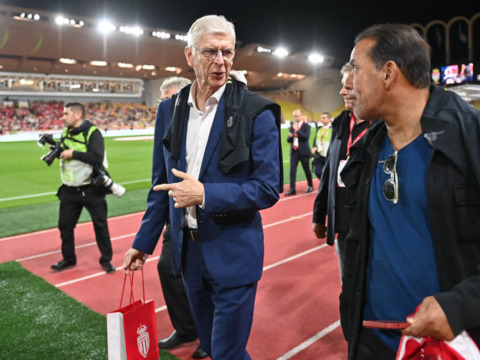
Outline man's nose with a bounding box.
[213,51,225,64]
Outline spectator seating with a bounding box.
[0,100,156,134]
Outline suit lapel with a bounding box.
[177,110,189,173]
[198,96,226,179]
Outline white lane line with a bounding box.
[16,211,313,262]
[55,254,169,314]
[0,191,57,201]
[153,245,325,313]
[263,244,326,271]
[52,234,323,289]
[0,179,151,202]
[0,212,143,242]
[21,204,321,315]
[55,271,109,288]
[16,233,137,261]
[0,188,315,243]
[276,320,341,360]
[55,255,160,288]
[155,305,167,313]
[263,212,312,229]
[51,215,327,322]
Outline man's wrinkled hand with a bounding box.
[123,248,147,273]
[153,168,204,208]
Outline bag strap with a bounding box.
[119,270,146,308]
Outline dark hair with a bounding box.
[65,102,85,119]
[354,24,431,88]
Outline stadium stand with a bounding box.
[0,100,156,133]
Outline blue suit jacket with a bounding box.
[133,93,280,287]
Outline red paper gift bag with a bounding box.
[107,271,159,360]
[396,331,480,360]
[396,306,480,360]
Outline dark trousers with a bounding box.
[312,155,326,179]
[183,235,257,360]
[354,328,397,360]
[289,151,313,191]
[157,223,197,339]
[58,185,112,264]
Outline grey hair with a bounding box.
[187,15,236,48]
[160,76,191,93]
[341,62,353,76]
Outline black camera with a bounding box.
[37,134,65,166]
[92,168,126,198]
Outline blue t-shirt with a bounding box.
[364,134,440,351]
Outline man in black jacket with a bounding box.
[340,23,480,359]
[312,63,370,281]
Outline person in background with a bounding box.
[50,102,116,273]
[154,76,208,359]
[123,15,282,359]
[312,64,371,281]
[311,112,332,179]
[285,109,314,195]
[340,23,480,359]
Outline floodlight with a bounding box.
[90,60,108,66]
[273,48,289,58]
[308,53,324,64]
[98,20,116,33]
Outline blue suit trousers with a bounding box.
[182,235,257,360]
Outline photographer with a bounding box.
[50,102,115,273]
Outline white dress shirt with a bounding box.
[185,81,226,228]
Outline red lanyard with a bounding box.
[296,121,304,134]
[346,114,371,156]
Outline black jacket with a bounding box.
[340,85,480,359]
[313,110,350,245]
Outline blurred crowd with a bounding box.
[0,100,157,134]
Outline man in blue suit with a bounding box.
[123,14,282,360]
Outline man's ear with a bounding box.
[185,46,193,67]
[383,61,397,88]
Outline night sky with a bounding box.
[4,0,480,66]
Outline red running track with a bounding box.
[0,179,348,359]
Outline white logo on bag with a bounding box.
[137,324,150,358]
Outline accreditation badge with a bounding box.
[337,159,347,187]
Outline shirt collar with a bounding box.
[187,80,227,111]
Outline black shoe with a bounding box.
[51,259,76,271]
[285,189,296,196]
[158,331,197,350]
[192,345,209,359]
[306,186,313,193]
[102,262,116,273]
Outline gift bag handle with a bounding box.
[119,270,146,308]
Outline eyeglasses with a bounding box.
[192,46,235,61]
[383,151,399,204]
